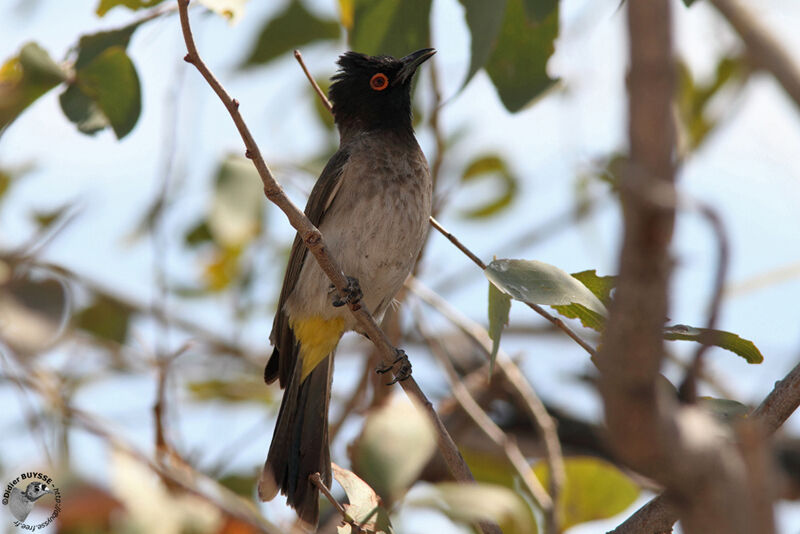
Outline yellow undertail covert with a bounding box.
[290,315,346,380]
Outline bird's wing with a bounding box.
[266,148,350,387]
[9,487,33,522]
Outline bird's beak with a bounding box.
[395,48,436,85]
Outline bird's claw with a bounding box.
[376,349,412,385]
[331,276,363,308]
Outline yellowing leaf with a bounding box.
[332,463,393,534]
[487,281,511,373]
[208,155,264,248]
[351,398,436,503]
[0,43,66,131]
[410,482,538,534]
[534,456,639,529]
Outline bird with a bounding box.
[257,48,435,529]
[8,481,53,522]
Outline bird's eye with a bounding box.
[370,73,389,91]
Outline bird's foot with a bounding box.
[331,276,362,308]
[376,349,412,384]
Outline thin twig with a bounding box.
[428,216,598,359]
[309,472,363,533]
[710,0,800,111]
[407,276,566,532]
[429,216,486,269]
[176,5,492,530]
[293,50,331,112]
[679,201,730,402]
[611,358,800,533]
[414,311,556,531]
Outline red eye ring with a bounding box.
[370,73,389,91]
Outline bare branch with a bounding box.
[407,276,566,531]
[293,50,331,112]
[612,359,800,533]
[428,216,597,359]
[416,312,557,533]
[710,0,800,111]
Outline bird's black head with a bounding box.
[329,48,435,138]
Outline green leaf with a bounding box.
[209,155,264,248]
[75,47,141,139]
[485,259,607,315]
[349,0,432,58]
[485,0,558,112]
[460,447,516,488]
[242,1,340,67]
[676,56,749,151]
[0,42,66,132]
[698,397,750,422]
[351,399,436,504]
[216,473,258,497]
[75,21,142,69]
[0,275,68,354]
[95,0,166,16]
[59,84,109,135]
[458,0,507,89]
[570,270,616,306]
[184,219,214,247]
[460,154,518,219]
[74,295,132,344]
[488,281,511,373]
[663,325,764,364]
[410,482,538,534]
[0,170,10,201]
[32,204,72,229]
[550,302,605,331]
[332,463,393,534]
[534,456,639,529]
[682,0,699,6]
[523,0,558,22]
[187,377,273,403]
[0,164,33,204]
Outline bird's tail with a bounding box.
[258,349,333,530]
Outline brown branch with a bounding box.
[710,0,800,111]
[428,216,598,359]
[293,50,331,112]
[309,472,363,533]
[601,2,774,533]
[612,359,800,533]
[679,200,730,402]
[176,3,493,530]
[407,276,566,531]
[415,312,557,533]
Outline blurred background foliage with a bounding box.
[1,0,799,533]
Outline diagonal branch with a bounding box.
[612,359,800,533]
[175,3,495,532]
[710,0,800,111]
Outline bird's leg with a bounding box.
[331,276,362,307]
[376,348,412,384]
